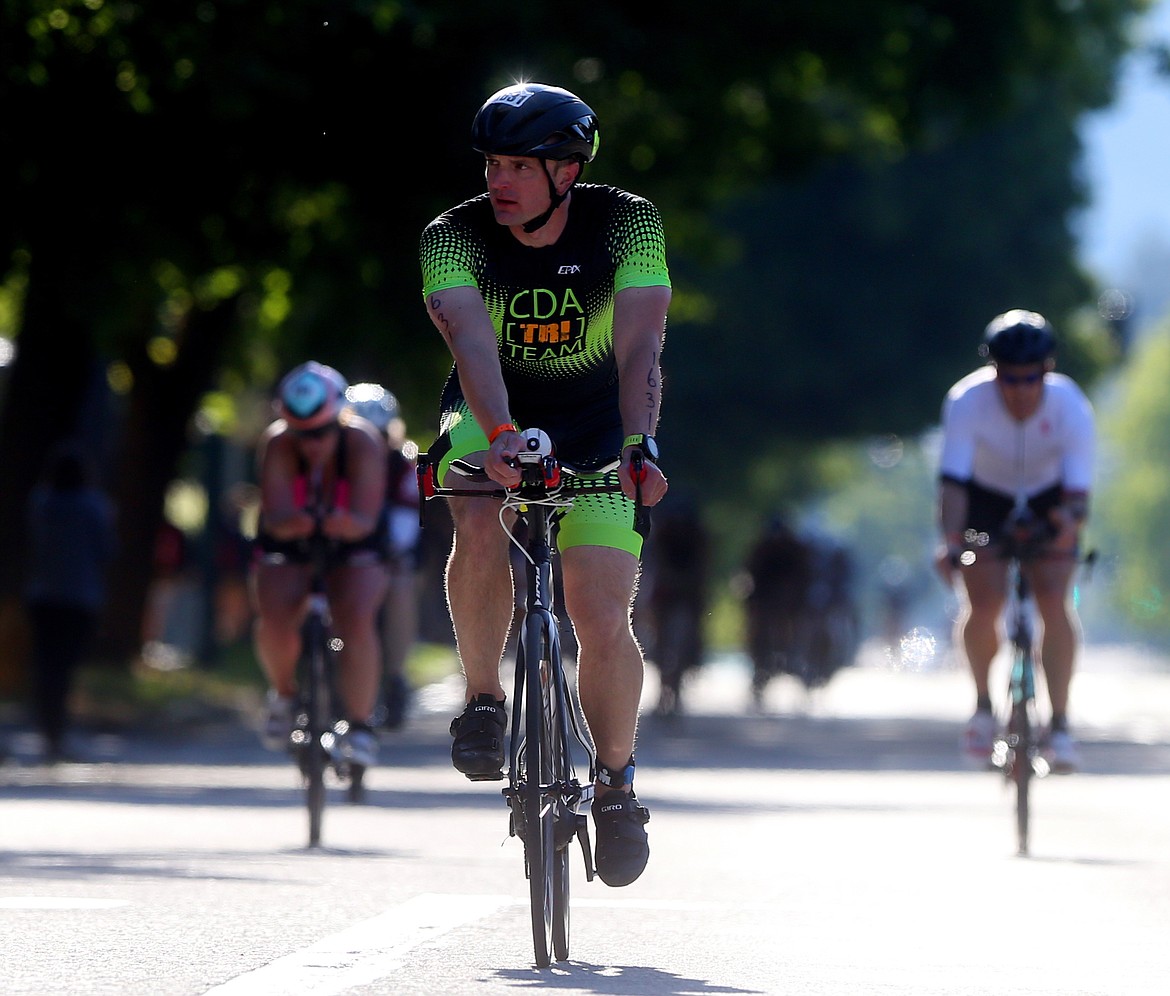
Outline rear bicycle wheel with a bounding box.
[523,610,560,967]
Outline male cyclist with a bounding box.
[420,81,670,886]
[935,311,1096,772]
[250,362,389,769]
[344,382,422,730]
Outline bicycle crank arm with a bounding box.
[575,818,595,882]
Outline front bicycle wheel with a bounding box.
[1007,700,1032,856]
[300,614,330,848]
[551,836,571,961]
[523,610,561,968]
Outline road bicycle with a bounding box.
[286,529,366,848]
[986,526,1046,857]
[418,428,640,967]
[964,510,1093,857]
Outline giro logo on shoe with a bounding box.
[600,801,625,814]
[474,704,498,712]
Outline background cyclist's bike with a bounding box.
[418,428,638,967]
[964,510,1094,857]
[287,529,366,848]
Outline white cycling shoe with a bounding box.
[1044,729,1080,773]
[963,710,997,766]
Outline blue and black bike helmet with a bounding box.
[980,310,1056,364]
[471,82,600,163]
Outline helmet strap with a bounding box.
[521,159,580,234]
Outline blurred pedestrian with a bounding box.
[23,441,117,762]
[741,515,813,708]
[640,494,709,715]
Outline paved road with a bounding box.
[2,641,1169,994]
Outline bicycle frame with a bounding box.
[989,554,1046,857]
[287,531,363,848]
[417,429,632,967]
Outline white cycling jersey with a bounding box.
[938,366,1096,498]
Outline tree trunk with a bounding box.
[98,296,242,666]
[0,251,112,693]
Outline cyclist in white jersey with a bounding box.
[935,310,1096,772]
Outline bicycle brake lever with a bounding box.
[629,451,645,509]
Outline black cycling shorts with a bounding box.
[964,481,1063,538]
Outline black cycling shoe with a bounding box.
[449,693,507,781]
[592,789,650,887]
[380,673,412,731]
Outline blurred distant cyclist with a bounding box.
[419,81,671,886]
[250,362,389,768]
[935,310,1096,772]
[344,382,421,730]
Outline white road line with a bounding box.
[202,893,515,995]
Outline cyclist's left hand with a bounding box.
[622,454,668,506]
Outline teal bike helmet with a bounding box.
[276,361,348,432]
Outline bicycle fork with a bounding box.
[503,522,596,879]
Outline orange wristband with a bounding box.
[487,422,518,444]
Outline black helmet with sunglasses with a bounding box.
[980,310,1056,365]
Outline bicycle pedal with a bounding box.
[505,799,526,844]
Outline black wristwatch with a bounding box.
[622,433,659,464]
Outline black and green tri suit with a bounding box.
[420,183,670,556]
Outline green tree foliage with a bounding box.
[1094,323,1170,640]
[0,0,1150,665]
[666,93,1113,478]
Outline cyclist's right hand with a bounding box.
[486,431,523,488]
[266,507,318,542]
